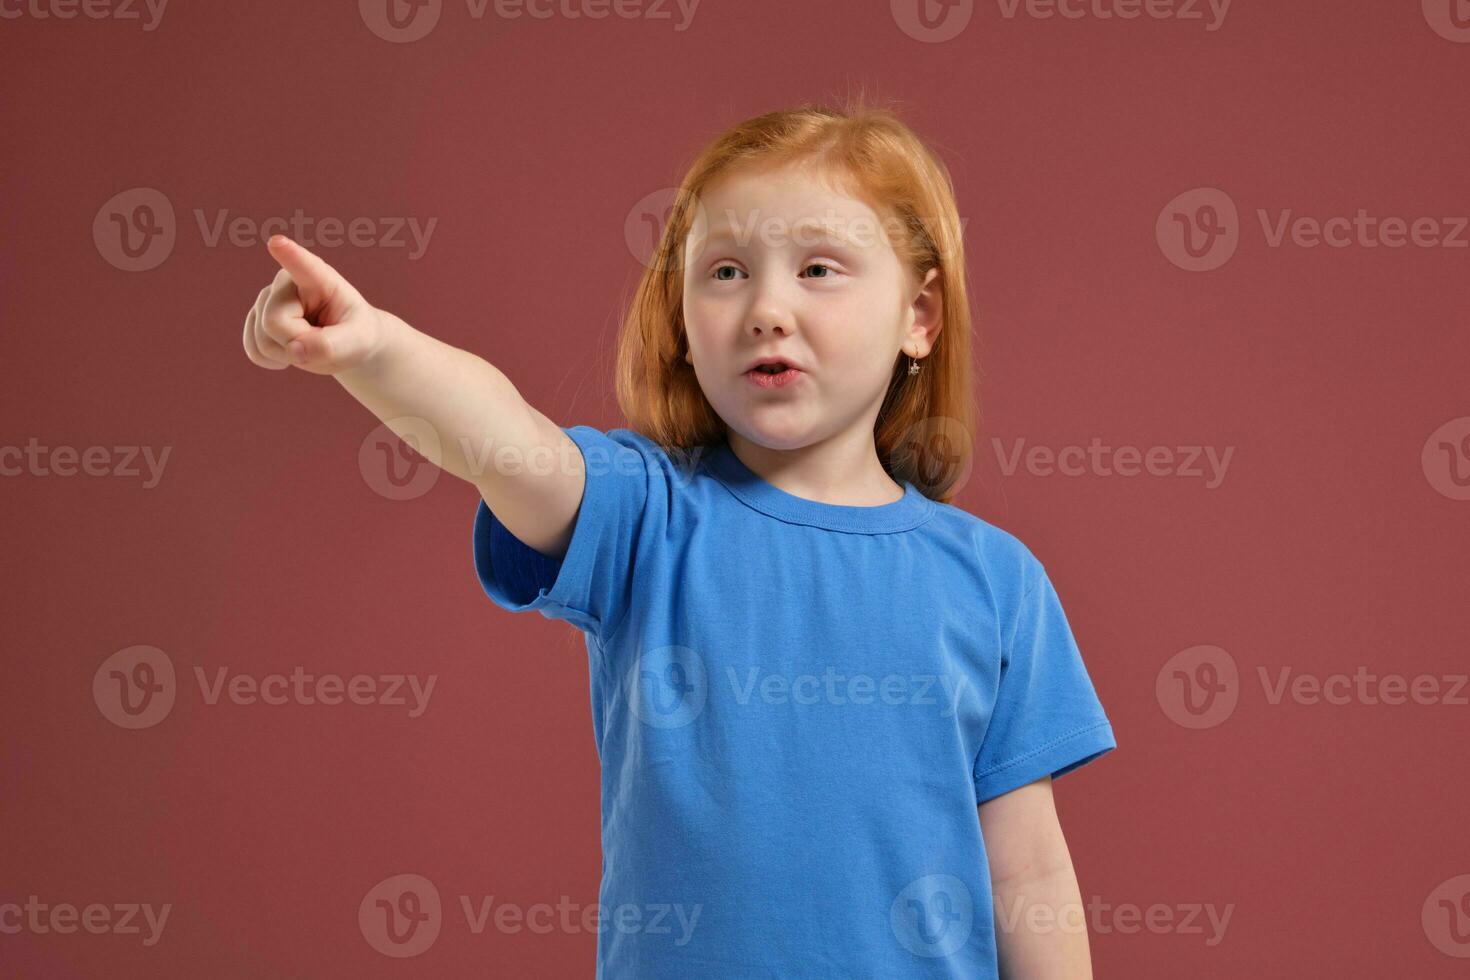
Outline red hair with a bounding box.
[614,95,978,503]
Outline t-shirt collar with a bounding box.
[702,439,933,534]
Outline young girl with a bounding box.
[242,101,1117,978]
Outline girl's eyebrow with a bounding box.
[701,221,866,249]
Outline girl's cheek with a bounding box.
[684,295,721,326]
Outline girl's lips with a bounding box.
[745,367,804,389]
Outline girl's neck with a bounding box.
[724,430,906,507]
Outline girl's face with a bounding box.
[680,162,940,453]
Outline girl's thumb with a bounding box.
[284,306,380,375]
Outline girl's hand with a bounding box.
[242,235,388,375]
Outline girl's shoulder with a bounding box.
[922,496,1052,597]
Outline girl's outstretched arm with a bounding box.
[979,777,1095,979]
[242,235,586,560]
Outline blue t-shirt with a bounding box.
[471,425,1117,979]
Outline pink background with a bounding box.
[3,0,1469,975]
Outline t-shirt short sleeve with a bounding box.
[471,425,656,642]
[486,514,564,605]
[973,565,1117,804]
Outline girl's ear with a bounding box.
[910,267,943,348]
[915,266,941,307]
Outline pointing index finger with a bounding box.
[266,235,345,306]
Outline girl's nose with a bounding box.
[745,284,798,338]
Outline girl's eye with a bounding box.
[709,263,840,281]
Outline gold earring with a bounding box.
[907,348,921,377]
